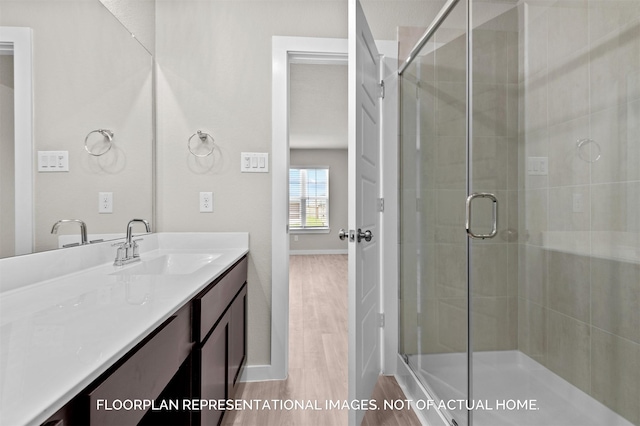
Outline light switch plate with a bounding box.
[527,157,548,176]
[38,151,69,172]
[241,152,269,173]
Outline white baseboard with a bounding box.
[239,364,283,382]
[289,249,348,255]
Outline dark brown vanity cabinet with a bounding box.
[88,303,193,426]
[40,255,248,426]
[193,257,248,426]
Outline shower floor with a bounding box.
[409,350,632,426]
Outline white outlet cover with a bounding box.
[99,192,113,214]
[200,192,213,212]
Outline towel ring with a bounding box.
[188,130,215,157]
[576,138,601,163]
[84,129,114,156]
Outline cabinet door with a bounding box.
[89,305,192,426]
[228,284,247,397]
[196,311,229,426]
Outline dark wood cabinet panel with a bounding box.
[228,285,247,397]
[88,304,192,426]
[195,311,229,426]
[194,257,247,343]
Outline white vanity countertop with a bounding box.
[0,232,249,426]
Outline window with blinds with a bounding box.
[289,168,329,230]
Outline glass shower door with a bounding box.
[399,1,470,424]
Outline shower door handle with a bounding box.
[465,193,498,239]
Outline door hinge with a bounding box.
[378,313,385,328]
[379,80,385,99]
[377,197,385,212]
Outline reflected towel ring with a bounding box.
[576,138,601,163]
[188,130,215,157]
[84,129,114,156]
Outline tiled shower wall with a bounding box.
[518,1,640,423]
[400,0,639,423]
[400,5,520,355]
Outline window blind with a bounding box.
[289,168,329,230]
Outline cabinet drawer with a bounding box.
[194,257,247,342]
[88,305,192,426]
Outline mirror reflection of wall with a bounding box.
[0,47,15,258]
[0,0,154,257]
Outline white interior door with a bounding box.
[348,1,381,424]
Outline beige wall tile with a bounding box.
[546,0,588,68]
[523,71,548,134]
[591,327,640,425]
[592,182,640,232]
[437,298,468,352]
[436,83,467,138]
[524,189,548,245]
[545,310,591,393]
[548,185,590,231]
[591,257,640,344]
[471,244,509,297]
[472,297,516,351]
[519,244,547,306]
[435,137,466,190]
[518,298,547,363]
[626,100,640,182]
[435,243,468,299]
[548,116,591,187]
[547,250,590,322]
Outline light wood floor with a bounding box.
[222,255,422,426]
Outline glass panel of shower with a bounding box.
[399,0,640,425]
[399,1,470,425]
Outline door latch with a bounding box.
[357,228,373,243]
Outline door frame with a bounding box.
[241,36,396,382]
[0,27,34,256]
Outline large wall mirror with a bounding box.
[0,0,154,258]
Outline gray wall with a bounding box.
[289,149,348,253]
[155,0,445,365]
[0,0,153,252]
[0,55,15,258]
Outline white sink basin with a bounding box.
[111,253,221,276]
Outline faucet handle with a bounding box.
[131,239,143,258]
[113,244,126,265]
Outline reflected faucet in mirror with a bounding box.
[51,220,88,247]
[113,219,151,266]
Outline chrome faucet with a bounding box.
[114,219,151,266]
[51,219,88,246]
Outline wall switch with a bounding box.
[241,152,269,173]
[99,192,113,213]
[527,157,548,176]
[38,151,69,172]
[200,192,213,212]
